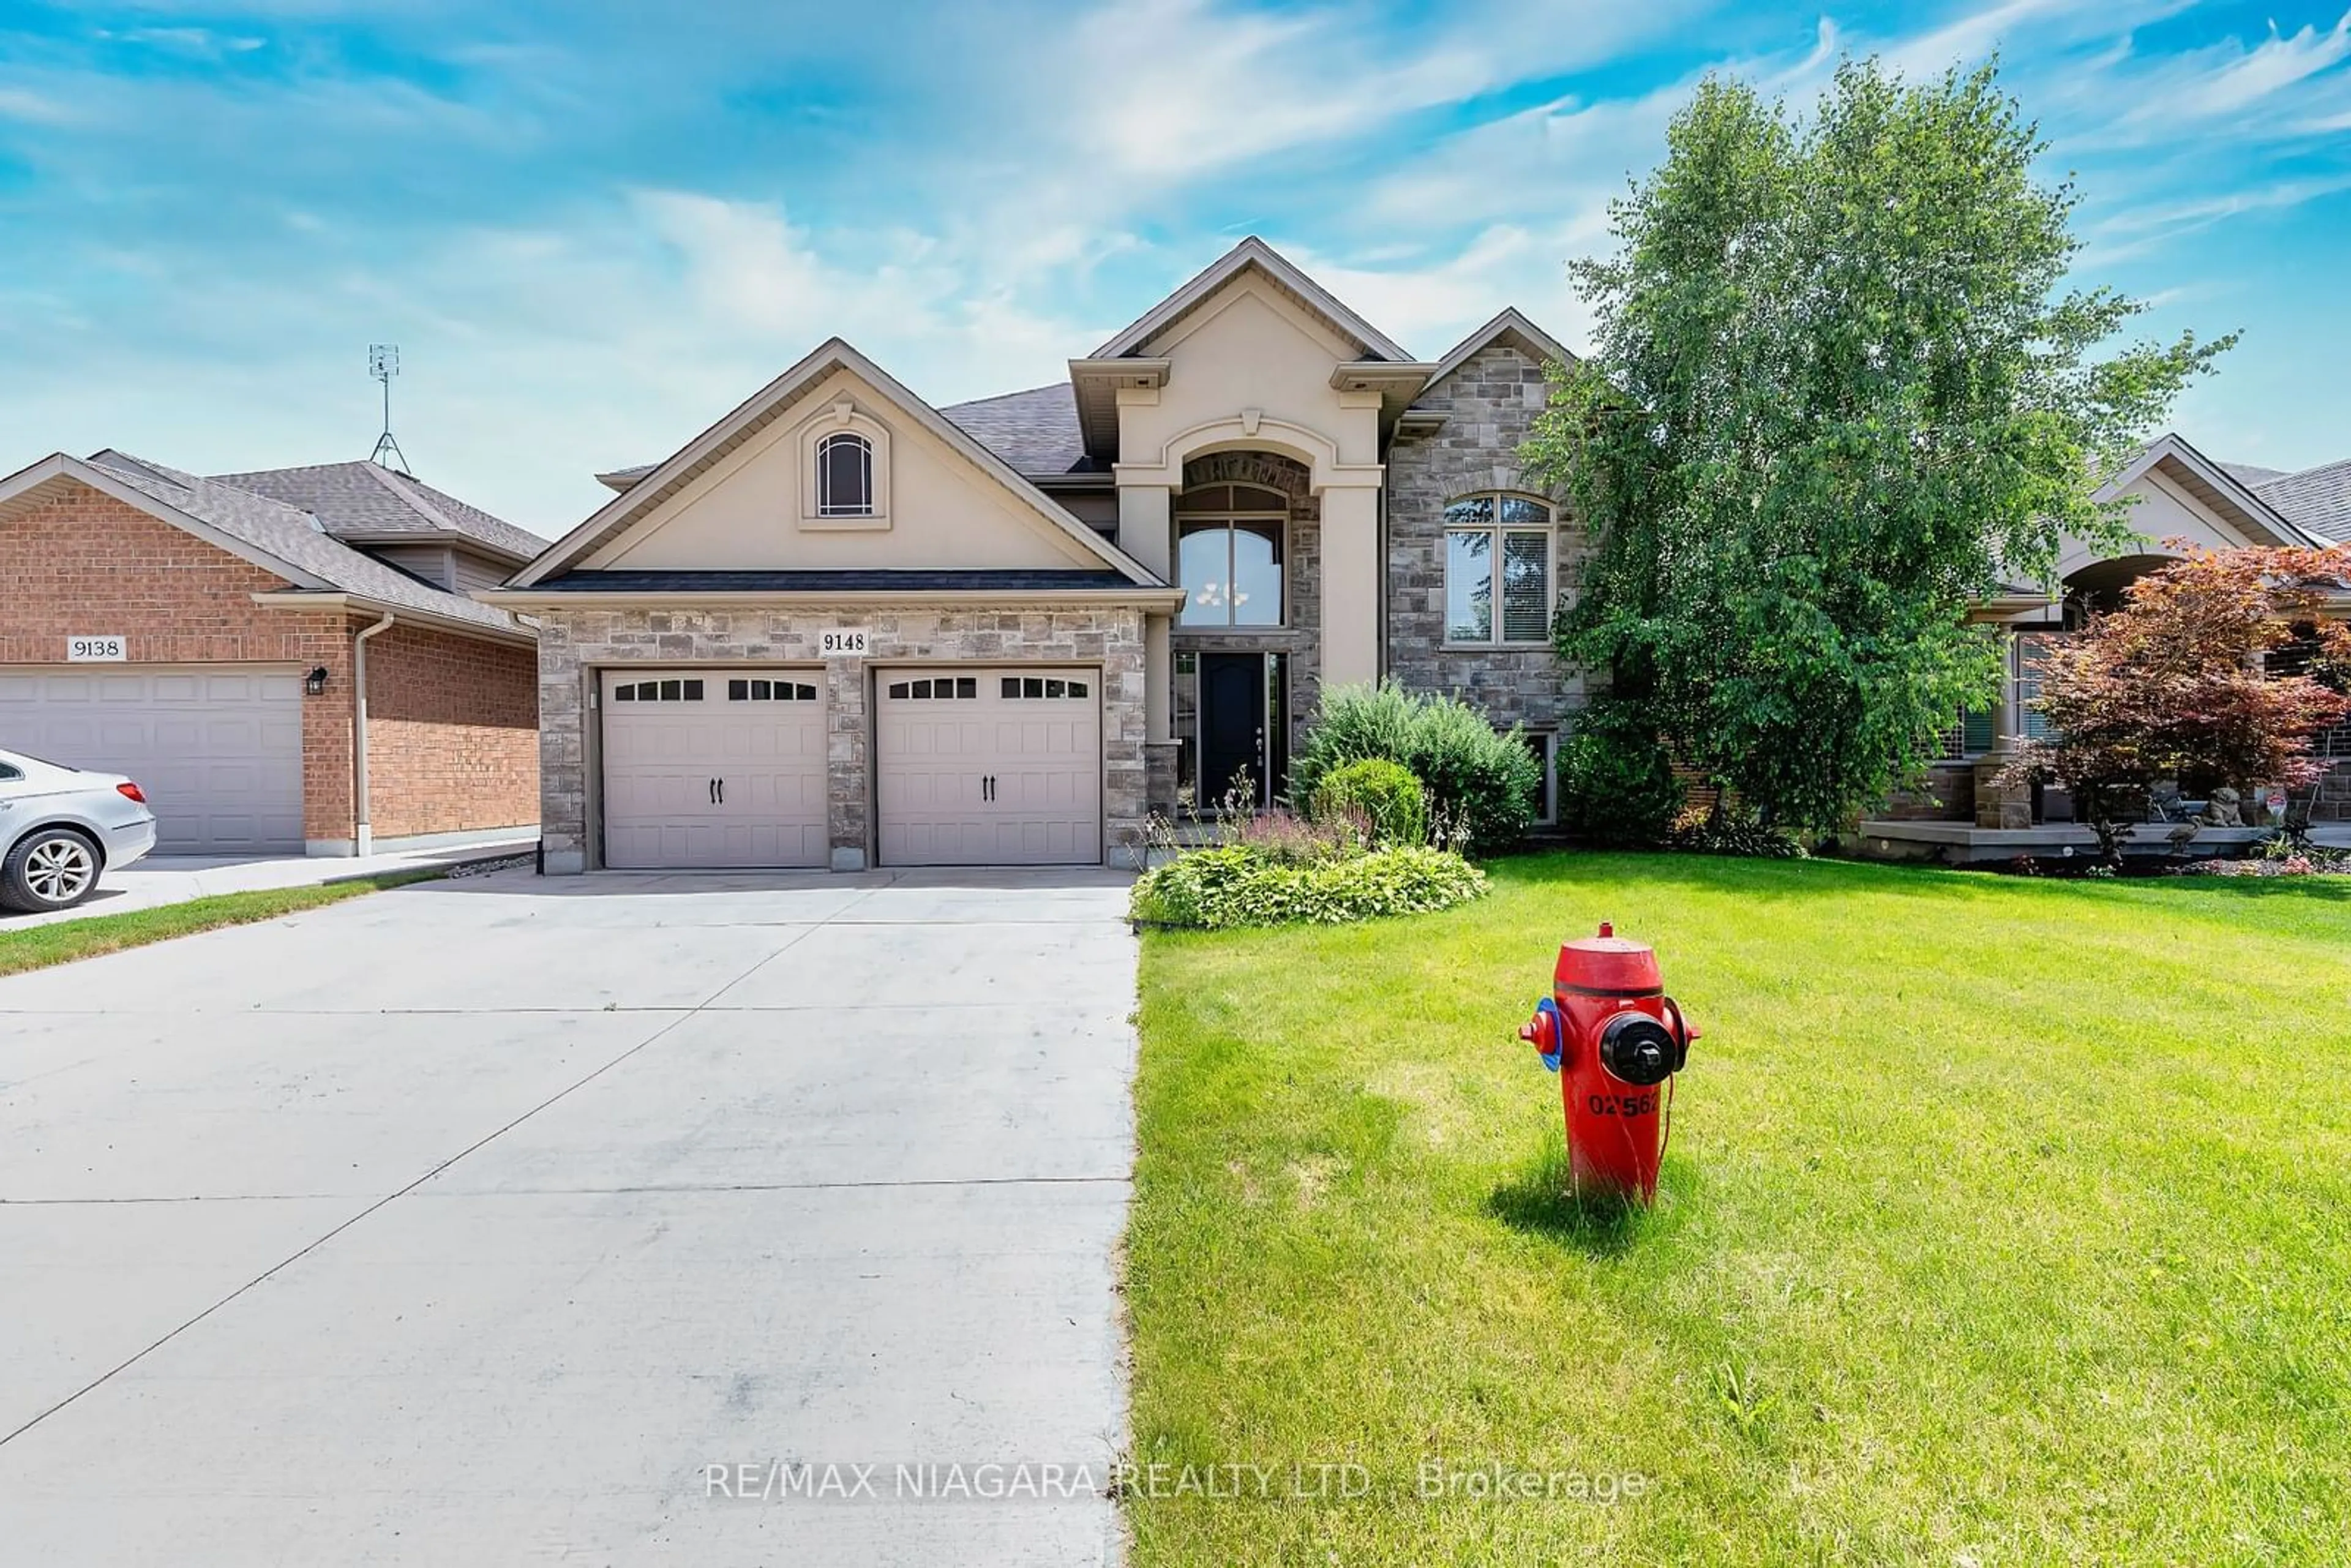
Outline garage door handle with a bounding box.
[715,777,725,805]
[982,774,994,803]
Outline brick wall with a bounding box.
[1386,341,1589,733]
[363,622,539,840]
[2,478,539,849]
[0,481,358,841]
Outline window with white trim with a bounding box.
[1444,494,1554,645]
[816,432,874,517]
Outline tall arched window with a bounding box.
[816,432,874,517]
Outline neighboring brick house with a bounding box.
[487,236,2347,874]
[0,450,542,855]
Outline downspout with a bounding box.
[351,611,396,856]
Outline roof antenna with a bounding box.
[367,343,411,474]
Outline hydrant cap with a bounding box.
[1555,923,1663,995]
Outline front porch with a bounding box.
[1850,819,2351,865]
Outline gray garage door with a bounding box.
[0,665,305,853]
[600,669,828,869]
[876,667,1102,866]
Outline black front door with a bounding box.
[1198,652,1266,808]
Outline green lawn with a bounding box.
[1125,853,2351,1566]
[0,871,439,979]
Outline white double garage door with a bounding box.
[0,665,304,853]
[600,667,1101,869]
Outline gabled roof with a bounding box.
[211,459,547,563]
[0,450,530,640]
[1089,236,1415,363]
[2101,433,2324,549]
[1420,307,1575,392]
[508,338,1166,591]
[940,383,1098,479]
[2254,456,2351,545]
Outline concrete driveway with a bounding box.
[0,867,1138,1566]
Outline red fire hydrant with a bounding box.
[1518,922,1696,1203]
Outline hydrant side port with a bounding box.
[1520,923,1695,1204]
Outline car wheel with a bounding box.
[1,827,103,912]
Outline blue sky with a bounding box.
[3,1,2349,535]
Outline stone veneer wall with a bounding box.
[533,604,1149,872]
[1385,340,1588,735]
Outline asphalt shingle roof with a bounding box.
[939,384,1098,478]
[85,451,527,635]
[209,460,546,561]
[599,381,1098,489]
[2255,457,2351,546]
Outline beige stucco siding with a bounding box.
[585,368,1102,573]
[1119,281,1384,476]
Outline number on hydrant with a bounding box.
[1517,921,1697,1203]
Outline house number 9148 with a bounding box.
[819,629,868,657]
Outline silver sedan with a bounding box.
[0,746,160,912]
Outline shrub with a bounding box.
[1666,810,1807,859]
[1556,701,1683,846]
[1289,683,1539,855]
[1310,759,1428,847]
[1130,844,1488,929]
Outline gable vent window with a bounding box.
[1002,677,1089,699]
[727,679,818,702]
[612,678,705,703]
[1444,493,1555,646]
[887,677,979,700]
[816,432,875,517]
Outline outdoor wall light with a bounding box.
[305,666,330,696]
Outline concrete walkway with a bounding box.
[0,866,1138,1566]
[0,835,539,930]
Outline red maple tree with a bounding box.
[2002,544,2351,862]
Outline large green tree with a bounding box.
[1526,59,2232,833]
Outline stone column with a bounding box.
[538,618,590,873]
[1319,482,1382,689]
[1142,611,1180,816]
[825,654,869,871]
[1973,630,2031,829]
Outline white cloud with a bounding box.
[0,86,81,126]
[2174,11,2351,118]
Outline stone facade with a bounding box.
[0,482,536,849]
[1385,341,1589,741]
[2318,759,2351,823]
[532,603,1149,873]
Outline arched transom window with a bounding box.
[1444,493,1554,645]
[816,432,875,517]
